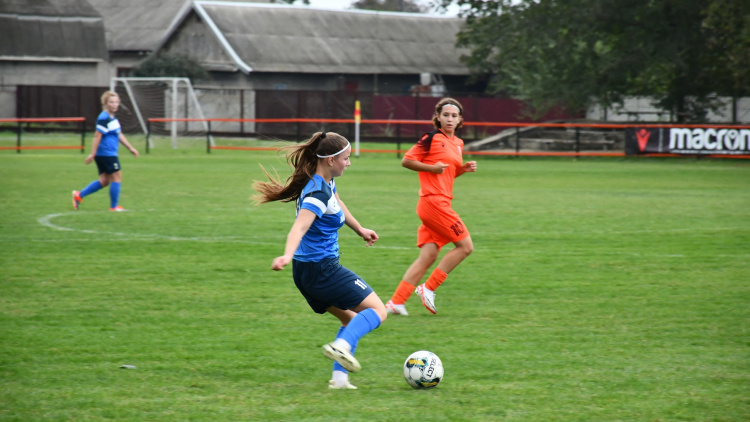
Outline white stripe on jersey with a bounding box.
[304,196,326,214]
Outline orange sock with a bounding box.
[391,281,415,305]
[425,268,448,292]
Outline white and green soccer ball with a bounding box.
[403,350,443,389]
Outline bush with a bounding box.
[134,53,209,82]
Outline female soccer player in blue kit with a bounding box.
[72,91,138,211]
[253,131,387,390]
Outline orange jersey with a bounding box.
[403,130,465,198]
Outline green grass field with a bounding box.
[1,138,749,421]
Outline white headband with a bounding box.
[316,141,351,158]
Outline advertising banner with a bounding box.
[625,127,750,156]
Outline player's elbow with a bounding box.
[402,158,419,171]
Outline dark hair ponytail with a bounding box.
[253,132,350,204]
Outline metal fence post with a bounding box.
[80,119,85,153]
[16,121,21,154]
[207,120,212,154]
[397,123,402,158]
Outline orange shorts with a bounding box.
[415,195,470,250]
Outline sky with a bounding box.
[306,0,462,17]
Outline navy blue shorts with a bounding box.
[292,257,374,314]
[94,156,121,175]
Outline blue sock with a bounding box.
[80,180,103,198]
[338,308,381,353]
[109,182,121,208]
[333,326,359,374]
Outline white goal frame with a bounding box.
[110,77,214,148]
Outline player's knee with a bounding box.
[423,254,438,267]
[377,308,388,323]
[371,304,388,324]
[367,298,388,323]
[421,248,439,264]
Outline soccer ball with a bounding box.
[403,350,443,389]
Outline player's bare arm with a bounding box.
[337,193,378,246]
[119,134,139,157]
[457,161,477,176]
[402,158,449,174]
[272,209,315,270]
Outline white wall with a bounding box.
[586,96,750,123]
[0,62,109,87]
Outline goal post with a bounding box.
[110,77,214,148]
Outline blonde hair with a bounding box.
[100,91,119,107]
[432,97,464,131]
[253,132,350,204]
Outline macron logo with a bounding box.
[636,129,651,152]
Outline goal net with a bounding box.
[110,77,213,148]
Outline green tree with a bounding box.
[702,0,750,122]
[134,53,209,82]
[436,0,750,122]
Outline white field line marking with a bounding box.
[35,212,415,248]
[35,212,747,252]
[38,212,270,243]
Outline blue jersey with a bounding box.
[294,174,345,262]
[95,110,122,156]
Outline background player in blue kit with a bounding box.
[253,131,387,390]
[72,91,139,211]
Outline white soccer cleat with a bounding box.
[322,343,361,373]
[328,379,358,390]
[415,284,437,314]
[385,300,409,316]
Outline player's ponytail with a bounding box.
[253,132,350,204]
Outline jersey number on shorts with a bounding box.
[450,220,465,237]
[354,279,367,290]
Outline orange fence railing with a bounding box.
[0,118,87,153]
[147,118,750,159]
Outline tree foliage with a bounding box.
[134,53,209,82]
[352,0,427,13]
[436,0,750,121]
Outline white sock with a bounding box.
[332,370,349,386]
[332,338,352,352]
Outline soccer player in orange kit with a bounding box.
[385,97,477,315]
